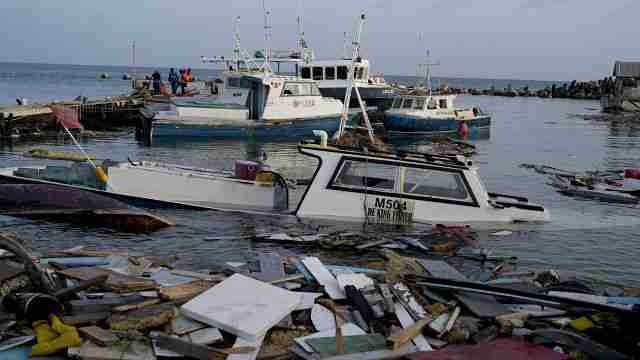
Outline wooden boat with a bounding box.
[0,184,173,233]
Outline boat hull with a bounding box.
[383,114,491,135]
[152,115,343,138]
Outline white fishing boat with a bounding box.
[151,71,344,138]
[146,13,344,139]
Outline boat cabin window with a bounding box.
[227,77,241,88]
[300,67,311,79]
[427,98,437,109]
[354,67,365,80]
[402,167,470,200]
[402,98,414,109]
[325,67,336,80]
[313,67,324,81]
[332,160,397,192]
[337,66,349,80]
[414,98,426,110]
[281,82,320,96]
[439,99,448,109]
[392,98,402,109]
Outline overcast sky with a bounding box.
[1,0,638,81]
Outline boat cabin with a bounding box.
[299,59,371,84]
[296,141,549,224]
[388,94,477,120]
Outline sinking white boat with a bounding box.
[0,138,548,224]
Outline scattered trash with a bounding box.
[0,231,638,359]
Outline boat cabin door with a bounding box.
[247,79,269,121]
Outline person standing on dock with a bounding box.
[179,69,188,96]
[151,70,161,95]
[168,68,179,95]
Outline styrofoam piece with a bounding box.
[227,335,265,360]
[311,303,337,331]
[336,273,374,290]
[395,303,432,352]
[302,257,345,300]
[294,323,365,353]
[294,292,323,311]
[181,274,302,340]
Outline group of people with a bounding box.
[149,68,194,96]
[168,68,194,96]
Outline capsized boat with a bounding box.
[384,92,491,135]
[0,184,173,232]
[548,176,640,204]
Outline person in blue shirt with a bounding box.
[168,68,179,95]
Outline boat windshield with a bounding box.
[392,98,402,109]
[402,167,470,200]
[402,98,414,109]
[414,98,426,110]
[332,160,397,192]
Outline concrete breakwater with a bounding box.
[398,78,613,101]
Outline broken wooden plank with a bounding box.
[57,267,157,293]
[108,303,177,331]
[185,327,223,345]
[302,257,345,300]
[53,274,109,301]
[69,294,146,313]
[78,326,119,346]
[387,317,429,351]
[62,312,110,326]
[170,269,225,282]
[345,286,378,333]
[112,299,161,312]
[269,273,305,285]
[181,274,302,341]
[78,340,156,360]
[417,260,511,318]
[152,333,254,359]
[171,315,208,335]
[158,280,212,302]
[394,303,432,352]
[355,238,392,250]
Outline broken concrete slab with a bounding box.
[108,303,177,331]
[181,273,302,341]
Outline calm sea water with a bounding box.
[0,62,638,286]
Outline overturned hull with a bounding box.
[0,184,173,232]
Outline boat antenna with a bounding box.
[342,32,348,60]
[261,0,273,74]
[336,13,374,142]
[419,49,440,95]
[131,40,136,80]
[233,16,241,71]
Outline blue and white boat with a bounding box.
[151,71,344,138]
[383,92,491,135]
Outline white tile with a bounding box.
[302,257,345,300]
[181,274,301,340]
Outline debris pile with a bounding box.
[0,231,639,359]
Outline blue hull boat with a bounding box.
[152,116,343,138]
[384,114,491,135]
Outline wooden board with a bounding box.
[394,303,432,352]
[181,273,302,341]
[417,260,511,318]
[62,312,110,326]
[158,280,212,302]
[185,327,223,345]
[171,315,208,335]
[57,267,157,293]
[302,257,346,300]
[69,294,147,313]
[78,326,118,346]
[78,340,156,360]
